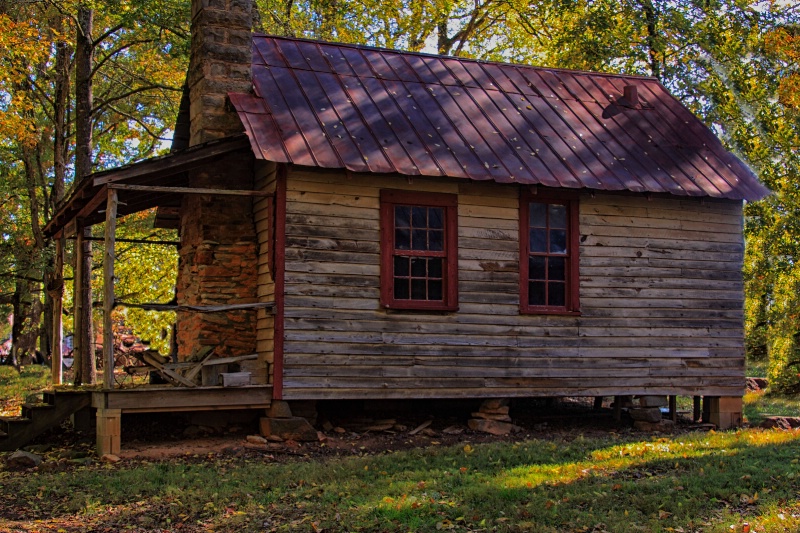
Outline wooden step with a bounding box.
[0,391,91,452]
[0,416,31,434]
[22,402,55,419]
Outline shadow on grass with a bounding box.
[3,429,800,533]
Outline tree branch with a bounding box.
[90,84,182,116]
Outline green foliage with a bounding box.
[0,0,189,364]
[112,211,178,353]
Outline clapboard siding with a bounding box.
[253,161,277,384]
[279,169,745,399]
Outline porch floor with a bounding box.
[92,385,273,413]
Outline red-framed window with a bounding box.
[520,189,580,314]
[380,190,458,311]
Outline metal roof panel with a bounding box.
[230,35,770,201]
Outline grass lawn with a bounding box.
[0,365,51,417]
[1,427,800,532]
[2,367,800,532]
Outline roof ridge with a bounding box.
[252,33,661,82]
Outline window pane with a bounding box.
[529,256,546,280]
[411,257,427,277]
[429,208,444,229]
[530,228,547,253]
[549,204,567,229]
[548,282,565,307]
[412,206,427,227]
[395,228,410,250]
[529,281,546,306]
[550,229,567,254]
[394,278,409,299]
[411,279,427,299]
[394,256,409,277]
[549,256,565,281]
[395,206,410,228]
[428,280,443,301]
[429,258,443,278]
[412,229,428,250]
[529,202,546,227]
[429,230,443,251]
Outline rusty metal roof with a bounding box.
[231,35,769,201]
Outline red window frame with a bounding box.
[380,190,458,311]
[519,189,580,315]
[267,194,276,279]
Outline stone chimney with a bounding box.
[176,0,258,365]
[188,0,253,146]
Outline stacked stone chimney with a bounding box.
[188,0,253,145]
[176,0,259,362]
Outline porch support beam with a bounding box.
[50,237,64,385]
[106,183,269,197]
[73,222,95,385]
[102,189,118,390]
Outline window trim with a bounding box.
[519,189,580,315]
[380,189,458,311]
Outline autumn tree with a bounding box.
[0,0,188,376]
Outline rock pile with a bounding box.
[467,399,520,435]
[630,396,674,432]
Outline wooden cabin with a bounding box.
[42,0,769,453]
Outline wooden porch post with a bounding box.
[51,237,64,385]
[102,189,118,390]
[73,223,85,384]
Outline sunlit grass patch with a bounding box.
[3,425,800,531]
[744,390,800,425]
[0,364,50,416]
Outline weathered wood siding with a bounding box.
[279,168,744,399]
[251,161,277,385]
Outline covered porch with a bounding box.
[43,135,273,455]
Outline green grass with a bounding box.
[748,359,769,378]
[745,391,800,425]
[3,429,800,532]
[0,364,51,416]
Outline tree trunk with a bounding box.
[641,0,661,79]
[52,15,70,204]
[74,5,96,385]
[8,286,22,368]
[73,227,96,385]
[75,5,93,181]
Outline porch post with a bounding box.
[51,237,64,385]
[102,189,118,390]
[73,223,85,383]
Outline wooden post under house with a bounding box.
[102,189,118,390]
[73,223,86,382]
[50,237,64,385]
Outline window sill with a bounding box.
[382,302,459,312]
[520,307,581,316]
